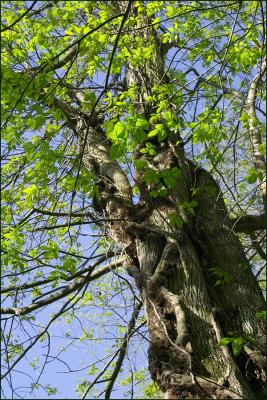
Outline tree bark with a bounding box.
[135,163,266,399]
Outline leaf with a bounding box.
[164,111,173,121]
[158,130,167,142]
[146,141,154,149]
[246,168,258,184]
[168,212,183,228]
[136,117,149,130]
[114,121,126,138]
[148,148,157,156]
[110,143,124,160]
[216,337,233,346]
[163,175,177,188]
[59,271,70,281]
[150,190,159,198]
[190,200,198,208]
[62,258,76,274]
[170,167,181,177]
[147,128,159,138]
[232,337,247,357]
[141,170,159,185]
[134,159,147,171]
[105,120,115,135]
[140,147,147,154]
[132,128,147,142]
[259,143,266,156]
[256,311,266,319]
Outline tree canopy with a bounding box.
[1,1,266,399]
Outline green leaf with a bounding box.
[105,120,115,135]
[232,337,247,356]
[107,121,126,140]
[163,175,177,188]
[216,337,233,346]
[148,148,157,155]
[158,130,167,142]
[59,271,70,280]
[147,128,159,138]
[246,168,258,184]
[134,159,147,171]
[259,143,266,156]
[142,170,159,185]
[168,212,183,228]
[164,111,173,121]
[136,117,149,130]
[140,147,147,154]
[170,167,181,177]
[256,310,266,319]
[132,128,147,142]
[149,189,159,198]
[190,200,198,208]
[110,143,124,160]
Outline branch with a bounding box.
[68,0,133,211]
[2,11,124,129]
[246,58,266,211]
[230,214,266,234]
[29,1,55,17]
[1,1,38,32]
[104,301,142,400]
[1,257,125,315]
[1,286,86,380]
[29,11,125,75]
[17,207,95,226]
[184,66,265,116]
[186,63,266,211]
[1,252,114,294]
[185,67,245,101]
[37,47,78,73]
[33,217,127,231]
[250,232,266,261]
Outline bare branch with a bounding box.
[1,257,125,315]
[1,286,86,380]
[104,301,142,400]
[1,252,115,294]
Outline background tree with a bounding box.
[1,1,266,399]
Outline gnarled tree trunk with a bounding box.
[133,163,266,399]
[54,6,266,398]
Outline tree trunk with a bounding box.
[133,163,266,399]
[55,6,266,397]
[115,11,266,396]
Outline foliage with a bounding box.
[1,1,266,399]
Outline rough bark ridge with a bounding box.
[54,7,266,399]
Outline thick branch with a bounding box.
[250,232,267,261]
[53,97,132,200]
[246,58,266,210]
[230,214,266,233]
[186,64,266,211]
[185,67,245,100]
